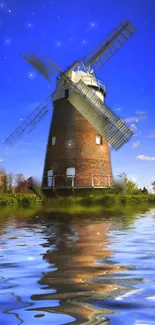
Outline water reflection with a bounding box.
[31,221,124,324]
[0,209,155,324]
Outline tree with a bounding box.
[141,186,148,194]
[15,174,25,193]
[152,181,155,191]
[7,173,15,193]
[116,173,139,194]
[0,169,7,193]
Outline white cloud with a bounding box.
[136,155,155,161]
[132,141,140,148]
[124,117,139,123]
[148,131,155,138]
[136,110,147,115]
[115,107,122,111]
[133,131,141,137]
[124,115,147,123]
[130,123,138,132]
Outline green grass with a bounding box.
[0,193,155,218]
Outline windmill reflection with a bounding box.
[31,220,126,324]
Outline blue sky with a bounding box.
[0,0,155,190]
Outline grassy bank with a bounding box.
[40,193,155,215]
[1,192,155,212]
[0,193,155,223]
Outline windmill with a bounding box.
[4,19,136,194]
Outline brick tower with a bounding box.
[42,69,113,194]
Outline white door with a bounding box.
[47,170,53,187]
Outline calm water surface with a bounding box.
[1,209,155,324]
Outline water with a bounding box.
[1,208,155,324]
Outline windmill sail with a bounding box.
[20,43,61,82]
[27,108,49,134]
[6,21,135,150]
[81,19,136,72]
[4,96,51,146]
[68,80,133,150]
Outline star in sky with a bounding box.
[25,22,33,30]
[81,39,88,45]
[28,72,36,79]
[54,40,63,48]
[4,38,12,47]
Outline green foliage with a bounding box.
[115,173,139,194]
[0,195,17,206]
[17,195,38,207]
[152,181,155,191]
[141,187,148,194]
[43,193,155,209]
[0,194,38,207]
[0,191,155,213]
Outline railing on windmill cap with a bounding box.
[42,174,113,189]
[81,75,106,92]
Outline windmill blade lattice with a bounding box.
[68,80,133,150]
[27,108,49,134]
[82,19,136,72]
[4,96,51,146]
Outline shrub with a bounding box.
[0,194,37,207]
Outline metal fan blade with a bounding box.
[82,19,136,72]
[4,96,51,146]
[67,80,133,149]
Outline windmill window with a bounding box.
[96,135,102,145]
[47,170,53,187]
[66,167,75,178]
[65,89,69,98]
[52,136,56,146]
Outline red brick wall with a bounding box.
[42,98,113,188]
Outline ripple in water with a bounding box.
[0,209,155,324]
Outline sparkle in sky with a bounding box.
[0,0,155,190]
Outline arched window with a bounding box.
[66,167,75,178]
[47,170,53,187]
